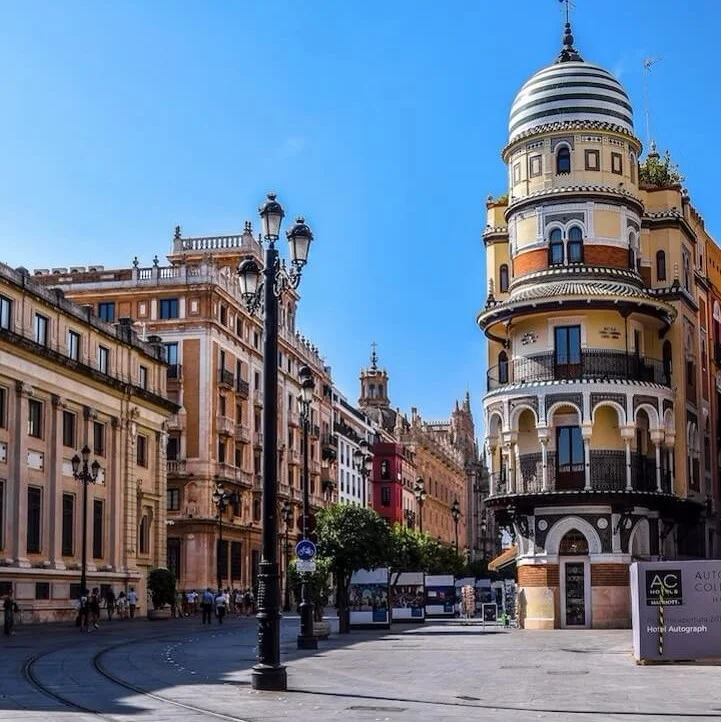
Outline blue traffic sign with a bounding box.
[295,540,317,560]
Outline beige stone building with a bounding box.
[0,262,175,621]
[39,222,334,592]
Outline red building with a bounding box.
[371,441,416,526]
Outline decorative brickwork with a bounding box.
[518,564,559,587]
[513,249,548,276]
[583,245,629,269]
[591,563,629,587]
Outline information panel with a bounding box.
[390,571,425,622]
[631,560,721,662]
[349,568,390,629]
[425,574,456,617]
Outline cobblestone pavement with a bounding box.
[0,615,720,722]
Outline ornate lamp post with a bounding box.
[296,365,318,650]
[353,439,373,506]
[281,499,293,612]
[236,193,314,691]
[451,499,461,551]
[413,477,427,533]
[71,446,101,601]
[212,483,238,591]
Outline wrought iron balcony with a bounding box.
[486,350,671,391]
[321,432,338,448]
[236,378,250,397]
[489,451,672,496]
[218,368,235,388]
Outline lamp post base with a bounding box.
[297,633,318,650]
[251,663,288,691]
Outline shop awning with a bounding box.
[488,544,518,572]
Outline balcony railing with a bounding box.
[490,451,672,495]
[487,350,671,391]
[167,413,185,431]
[167,459,187,475]
[321,432,338,448]
[287,448,300,465]
[167,364,183,380]
[219,369,235,388]
[236,378,250,398]
[217,415,234,436]
[287,411,300,427]
[310,424,321,439]
[235,424,250,443]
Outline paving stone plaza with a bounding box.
[1,616,719,722]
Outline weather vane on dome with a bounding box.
[559,0,575,25]
[556,0,582,63]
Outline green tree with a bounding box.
[420,536,465,576]
[316,504,392,633]
[639,148,684,189]
[147,568,176,609]
[387,524,426,601]
[288,556,333,622]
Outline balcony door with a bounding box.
[554,326,581,380]
[556,425,584,490]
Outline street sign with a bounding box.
[295,540,317,560]
[296,559,316,573]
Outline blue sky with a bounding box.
[1,0,720,430]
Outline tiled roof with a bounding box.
[509,280,653,303]
[509,184,641,208]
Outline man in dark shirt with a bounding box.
[4,593,19,635]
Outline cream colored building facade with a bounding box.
[479,24,717,628]
[0,263,175,621]
[40,222,334,592]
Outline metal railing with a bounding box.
[321,432,338,448]
[236,378,250,397]
[219,369,235,388]
[487,350,671,391]
[490,451,672,495]
[167,459,186,475]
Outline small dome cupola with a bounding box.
[508,21,634,143]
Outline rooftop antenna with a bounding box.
[558,0,575,25]
[642,56,662,151]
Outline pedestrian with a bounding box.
[243,588,253,616]
[3,591,19,636]
[127,587,138,619]
[215,589,227,624]
[89,588,101,629]
[116,591,127,619]
[78,588,90,631]
[201,587,214,624]
[105,587,116,622]
[233,588,243,615]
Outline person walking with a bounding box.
[215,589,227,624]
[3,592,19,636]
[89,588,101,629]
[201,588,214,624]
[127,587,138,619]
[105,587,116,622]
[78,589,90,632]
[116,591,127,619]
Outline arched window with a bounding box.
[567,226,584,263]
[559,529,589,555]
[656,250,667,281]
[556,146,571,175]
[628,231,638,270]
[498,351,509,385]
[139,515,150,555]
[549,228,564,266]
[662,341,672,384]
[499,264,509,292]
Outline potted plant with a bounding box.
[147,568,176,620]
[288,556,333,638]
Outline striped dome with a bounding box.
[509,59,634,143]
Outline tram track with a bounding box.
[20,626,256,722]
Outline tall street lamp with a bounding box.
[353,439,372,506]
[212,483,238,592]
[413,477,427,534]
[237,192,314,691]
[297,365,318,650]
[451,499,461,551]
[281,499,293,613]
[71,445,101,601]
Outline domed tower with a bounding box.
[478,22,684,629]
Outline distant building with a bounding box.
[37,221,334,592]
[0,263,175,621]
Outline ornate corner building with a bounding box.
[479,23,719,628]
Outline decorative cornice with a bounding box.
[506,185,643,218]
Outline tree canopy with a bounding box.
[639,148,684,189]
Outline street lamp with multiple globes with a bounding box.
[236,192,314,691]
[353,439,373,507]
[413,477,427,533]
[451,498,461,551]
[212,483,239,592]
[280,499,293,613]
[71,445,101,601]
[296,365,318,650]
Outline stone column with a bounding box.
[487,441,497,496]
[621,427,635,491]
[49,395,65,568]
[12,382,33,567]
[109,417,121,571]
[538,427,549,492]
[665,435,676,493]
[156,428,168,570]
[581,424,593,491]
[650,430,664,492]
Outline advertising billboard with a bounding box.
[425,574,456,617]
[631,560,721,662]
[390,572,425,622]
[349,568,390,629]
